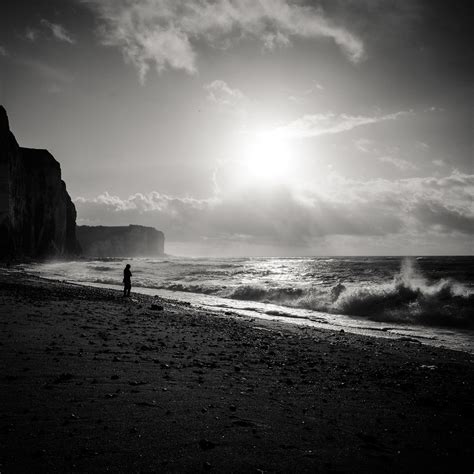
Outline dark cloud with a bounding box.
[413,202,474,234]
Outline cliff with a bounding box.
[0,106,80,259]
[77,225,165,257]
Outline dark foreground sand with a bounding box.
[0,272,472,473]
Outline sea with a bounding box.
[21,256,474,354]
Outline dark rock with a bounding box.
[198,439,217,450]
[356,432,377,443]
[135,401,158,407]
[4,375,19,381]
[53,373,73,384]
[150,304,164,311]
[0,106,80,258]
[232,419,254,427]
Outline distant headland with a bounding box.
[77,225,164,257]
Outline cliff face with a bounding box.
[0,106,80,259]
[77,225,165,257]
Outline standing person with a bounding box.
[123,264,132,297]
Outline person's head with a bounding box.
[125,264,131,269]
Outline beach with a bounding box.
[1,271,472,473]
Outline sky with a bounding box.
[1,0,472,256]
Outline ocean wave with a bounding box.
[54,257,473,330]
[226,284,304,301]
[159,282,224,295]
[332,281,473,328]
[90,277,121,285]
[88,265,115,272]
[294,259,474,329]
[155,259,474,329]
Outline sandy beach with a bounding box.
[1,270,472,473]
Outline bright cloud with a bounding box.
[205,80,245,108]
[354,138,373,153]
[75,172,474,251]
[276,110,409,139]
[40,19,76,44]
[288,81,324,103]
[379,155,417,171]
[81,0,364,82]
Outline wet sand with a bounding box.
[0,271,472,473]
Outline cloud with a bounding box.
[415,141,430,151]
[413,202,474,235]
[276,111,409,139]
[205,80,245,108]
[40,19,76,44]
[25,28,39,42]
[261,31,291,50]
[379,155,417,171]
[0,45,8,57]
[354,137,373,153]
[288,80,324,103]
[354,137,422,172]
[81,0,364,82]
[75,171,474,252]
[427,106,444,113]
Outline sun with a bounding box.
[241,131,291,182]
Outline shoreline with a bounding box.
[17,266,474,355]
[1,271,473,472]
[75,281,474,355]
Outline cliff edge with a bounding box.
[0,106,80,259]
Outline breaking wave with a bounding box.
[159,282,223,295]
[288,259,472,328]
[152,259,473,329]
[328,259,473,328]
[227,285,304,301]
[88,265,114,272]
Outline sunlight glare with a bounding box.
[242,131,291,182]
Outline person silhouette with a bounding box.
[123,264,132,297]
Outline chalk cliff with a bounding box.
[77,225,165,257]
[0,106,80,259]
